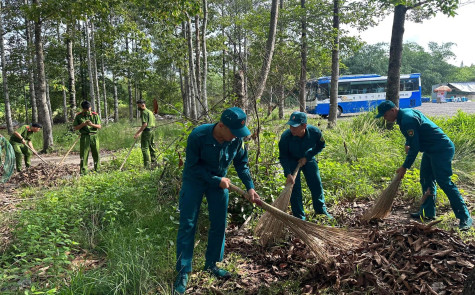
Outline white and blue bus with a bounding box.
[305,73,422,117]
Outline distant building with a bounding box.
[431,82,475,101]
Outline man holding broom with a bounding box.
[279,111,332,220]
[375,100,472,230]
[9,123,42,172]
[174,107,260,294]
[134,99,157,169]
[73,101,101,175]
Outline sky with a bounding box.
[351,2,475,67]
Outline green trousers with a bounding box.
[141,130,157,168]
[176,179,229,274]
[80,134,100,175]
[289,160,327,220]
[417,145,470,221]
[10,141,32,172]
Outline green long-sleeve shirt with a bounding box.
[10,125,34,143]
[182,123,254,190]
[397,108,452,169]
[279,124,326,176]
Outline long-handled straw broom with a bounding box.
[229,183,364,262]
[362,174,401,221]
[254,163,302,246]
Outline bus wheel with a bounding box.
[337,106,342,117]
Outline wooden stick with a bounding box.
[119,138,138,171]
[25,143,48,165]
[59,135,81,166]
[44,135,80,184]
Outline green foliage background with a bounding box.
[1,111,474,294]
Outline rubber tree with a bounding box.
[327,0,340,128]
[0,1,13,133]
[374,0,459,106]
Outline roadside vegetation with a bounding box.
[1,110,474,294]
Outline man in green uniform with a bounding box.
[73,101,102,175]
[9,123,42,172]
[279,111,332,220]
[174,107,260,295]
[134,100,157,169]
[376,100,472,230]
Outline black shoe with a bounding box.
[205,266,231,279]
[173,272,189,295]
[410,212,435,220]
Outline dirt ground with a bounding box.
[187,200,475,294]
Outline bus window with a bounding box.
[337,82,351,95]
[317,84,329,100]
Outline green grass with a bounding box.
[1,111,474,294]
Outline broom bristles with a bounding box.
[254,182,293,245]
[362,174,401,221]
[230,183,365,262]
[257,198,364,262]
[254,165,301,246]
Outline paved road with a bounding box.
[330,101,475,119]
[413,101,475,117]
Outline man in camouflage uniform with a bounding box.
[73,101,102,175]
[134,100,156,169]
[9,123,42,172]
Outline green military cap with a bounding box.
[287,111,307,127]
[375,100,396,118]
[221,107,251,137]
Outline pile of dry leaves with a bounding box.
[188,216,474,294]
[8,163,78,187]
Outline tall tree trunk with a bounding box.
[298,0,307,112]
[252,0,279,174]
[126,37,133,121]
[62,78,68,122]
[45,80,53,126]
[387,4,407,107]
[0,2,13,134]
[91,21,101,117]
[24,86,29,124]
[253,0,279,103]
[66,23,76,120]
[25,1,37,123]
[185,20,197,119]
[113,73,119,122]
[79,21,87,101]
[328,0,340,128]
[194,15,202,110]
[221,18,226,102]
[101,54,107,124]
[277,83,284,119]
[234,70,245,108]
[277,0,284,119]
[85,18,95,110]
[33,0,53,151]
[201,0,209,114]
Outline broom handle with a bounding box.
[228,183,308,224]
[25,143,48,165]
[291,162,303,178]
[44,135,81,184]
[119,138,139,171]
[59,135,81,166]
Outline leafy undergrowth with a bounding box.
[1,112,475,294]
